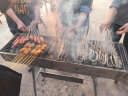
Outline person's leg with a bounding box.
[110,23,122,42]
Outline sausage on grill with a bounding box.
[13,36,20,46]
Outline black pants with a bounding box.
[110,23,128,53]
[0,65,22,96]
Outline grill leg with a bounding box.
[35,68,43,81]
[92,77,97,96]
[32,67,37,96]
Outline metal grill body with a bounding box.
[0,33,128,80]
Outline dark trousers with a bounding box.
[110,23,128,53]
[0,65,22,96]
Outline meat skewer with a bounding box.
[15,55,33,70]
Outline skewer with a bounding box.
[11,54,26,69]
[20,54,32,64]
[11,53,24,69]
[24,56,37,69]
[15,54,26,63]
[16,55,33,70]
[19,55,35,70]
[12,53,22,62]
[12,53,25,63]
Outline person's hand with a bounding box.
[116,23,128,34]
[100,19,112,32]
[17,20,27,32]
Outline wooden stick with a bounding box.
[24,56,37,69]
[12,53,22,62]
[13,54,32,70]
[20,54,32,64]
[11,53,24,69]
[13,53,25,63]
[16,54,26,63]
[17,55,33,70]
[11,54,26,69]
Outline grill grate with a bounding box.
[1,34,128,71]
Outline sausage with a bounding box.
[22,36,27,44]
[19,36,25,44]
[36,36,41,44]
[13,39,20,47]
[13,36,20,45]
[33,35,37,42]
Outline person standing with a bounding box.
[5,0,41,35]
[100,0,128,52]
[50,0,93,60]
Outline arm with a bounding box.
[76,0,93,28]
[51,0,63,33]
[29,2,41,29]
[70,0,93,32]
[34,5,40,21]
[100,7,117,32]
[100,0,121,32]
[74,12,88,29]
[6,8,27,32]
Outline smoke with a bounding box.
[50,0,89,61]
[38,0,123,68]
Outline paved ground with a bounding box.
[0,0,128,96]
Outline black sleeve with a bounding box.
[0,0,10,13]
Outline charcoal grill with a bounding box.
[0,33,128,80]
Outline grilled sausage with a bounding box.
[13,39,20,47]
[36,36,41,44]
[13,36,20,46]
[22,36,28,44]
[19,36,25,44]
[33,35,37,42]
